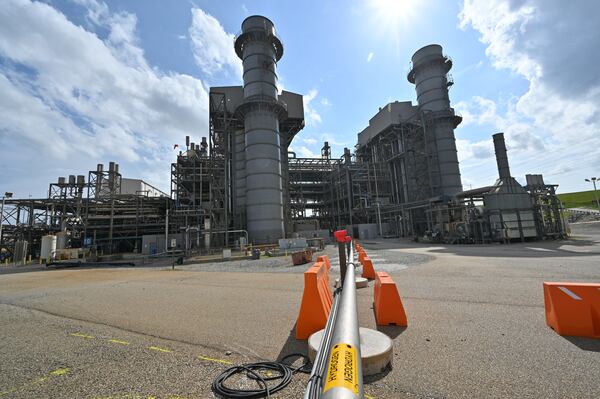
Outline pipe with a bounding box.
[320,242,363,399]
[165,208,169,251]
[0,196,5,246]
[304,287,341,399]
[338,241,347,284]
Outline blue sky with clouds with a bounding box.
[1,0,599,198]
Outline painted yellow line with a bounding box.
[108,339,130,346]
[198,355,233,365]
[147,346,172,353]
[0,368,70,397]
[0,388,17,397]
[71,332,94,339]
[365,395,376,399]
[94,396,159,399]
[49,368,70,376]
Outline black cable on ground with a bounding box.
[212,353,311,399]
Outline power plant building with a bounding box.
[0,16,566,260]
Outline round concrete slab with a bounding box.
[334,276,369,289]
[308,327,393,376]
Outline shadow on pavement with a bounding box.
[364,236,600,259]
[376,324,407,339]
[276,322,309,362]
[363,364,393,384]
[564,336,600,352]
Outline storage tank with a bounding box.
[408,44,463,197]
[56,231,68,250]
[234,16,286,243]
[40,235,57,263]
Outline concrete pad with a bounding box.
[307,327,393,376]
[334,276,369,289]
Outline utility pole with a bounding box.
[585,177,600,211]
[0,192,13,246]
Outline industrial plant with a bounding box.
[0,16,566,263]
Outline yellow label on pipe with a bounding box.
[323,343,358,395]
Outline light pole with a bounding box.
[585,177,600,211]
[0,192,13,246]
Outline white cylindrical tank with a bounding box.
[56,231,68,250]
[40,235,57,262]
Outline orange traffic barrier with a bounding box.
[543,282,600,339]
[358,250,366,263]
[374,272,407,326]
[296,261,333,339]
[361,257,376,280]
[317,255,331,270]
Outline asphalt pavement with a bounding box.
[1,223,599,398]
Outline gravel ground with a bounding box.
[180,255,307,273]
[0,303,308,399]
[1,224,599,398]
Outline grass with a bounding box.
[557,190,600,209]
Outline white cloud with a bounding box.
[301,137,318,146]
[0,0,210,196]
[318,133,351,147]
[457,0,600,191]
[295,146,320,158]
[455,96,498,127]
[303,88,322,125]
[189,7,242,79]
[456,138,494,162]
[366,52,374,62]
[320,97,331,107]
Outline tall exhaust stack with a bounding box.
[408,44,463,197]
[234,16,286,243]
[492,132,511,179]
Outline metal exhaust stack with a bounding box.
[492,132,511,179]
[408,44,463,197]
[234,16,286,243]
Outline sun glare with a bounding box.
[368,0,419,30]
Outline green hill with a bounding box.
[557,190,600,209]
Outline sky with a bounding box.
[1,0,599,198]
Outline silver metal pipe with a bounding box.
[321,243,363,399]
[304,288,341,399]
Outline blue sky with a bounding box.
[1,0,599,198]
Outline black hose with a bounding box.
[212,353,311,398]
